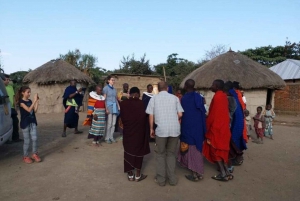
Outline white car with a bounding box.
[0,76,13,145]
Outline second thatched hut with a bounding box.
[180,50,286,115]
[23,59,95,113]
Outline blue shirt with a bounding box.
[103,85,118,114]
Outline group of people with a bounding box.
[72,75,268,184]
[1,74,275,185]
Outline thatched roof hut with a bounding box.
[23,59,95,113]
[180,50,285,89]
[23,59,94,84]
[180,50,285,115]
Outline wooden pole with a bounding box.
[163,66,166,82]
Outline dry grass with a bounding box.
[23,59,95,85]
[180,51,286,89]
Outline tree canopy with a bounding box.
[154,54,198,89]
[240,40,300,67]
[59,49,98,76]
[114,54,153,74]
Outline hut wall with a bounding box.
[112,75,163,94]
[198,89,267,116]
[29,82,89,114]
[274,80,300,114]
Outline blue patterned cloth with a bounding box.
[229,89,247,151]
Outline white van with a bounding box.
[0,75,13,145]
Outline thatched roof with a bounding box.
[23,59,95,85]
[180,50,286,89]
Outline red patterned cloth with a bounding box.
[203,91,231,163]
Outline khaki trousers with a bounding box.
[155,136,179,185]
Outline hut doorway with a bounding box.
[266,89,273,105]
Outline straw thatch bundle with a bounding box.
[23,59,95,85]
[180,50,285,89]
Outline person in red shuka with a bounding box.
[202,79,233,182]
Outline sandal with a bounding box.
[135,174,147,182]
[227,174,234,180]
[185,175,200,182]
[128,173,134,181]
[211,174,229,182]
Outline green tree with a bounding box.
[240,40,300,67]
[59,49,98,76]
[154,53,198,90]
[59,49,81,67]
[9,71,29,91]
[114,54,153,74]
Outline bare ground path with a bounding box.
[0,113,299,201]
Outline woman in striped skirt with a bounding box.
[86,86,106,146]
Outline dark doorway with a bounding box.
[266,89,273,105]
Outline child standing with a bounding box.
[263,104,275,140]
[244,110,252,140]
[253,106,265,144]
[16,86,40,163]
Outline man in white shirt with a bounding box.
[146,81,184,186]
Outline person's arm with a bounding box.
[271,110,276,119]
[149,114,155,138]
[20,95,38,113]
[176,97,184,121]
[178,112,183,121]
[146,98,155,138]
[116,96,120,110]
[34,100,39,113]
[102,87,109,114]
[68,88,82,99]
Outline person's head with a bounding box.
[70,80,77,87]
[129,87,140,98]
[95,85,103,95]
[16,86,31,104]
[223,81,233,94]
[244,109,250,117]
[123,83,129,92]
[233,81,240,90]
[106,75,115,86]
[176,89,182,94]
[2,74,10,86]
[146,84,153,93]
[211,79,224,92]
[158,81,168,92]
[184,79,195,91]
[257,106,263,114]
[266,104,272,110]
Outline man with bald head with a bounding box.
[146,81,184,186]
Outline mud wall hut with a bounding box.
[270,59,300,114]
[180,50,286,116]
[23,59,95,113]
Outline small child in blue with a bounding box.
[16,86,40,164]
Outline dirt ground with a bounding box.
[0,113,299,201]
